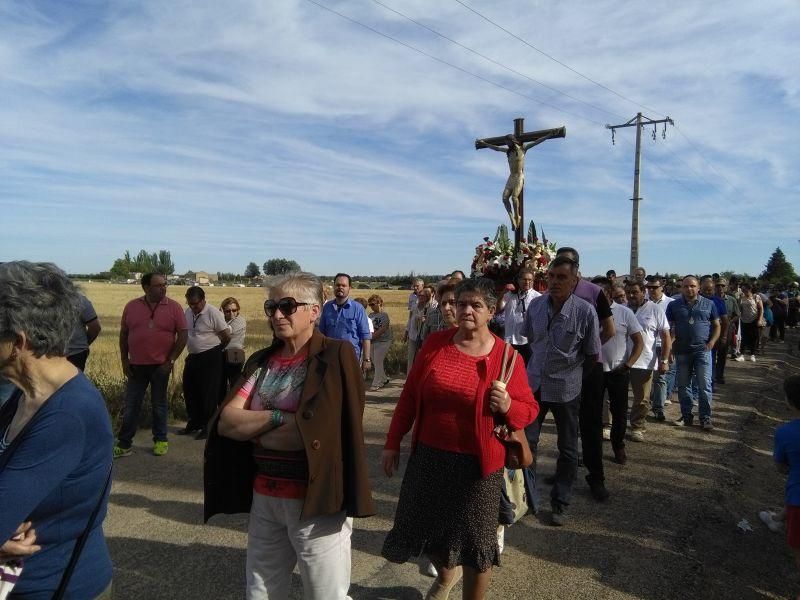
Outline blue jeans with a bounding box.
[117,364,170,448]
[676,350,713,420]
[524,395,580,511]
[650,359,676,414]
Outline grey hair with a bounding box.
[455,277,498,310]
[0,261,81,357]
[265,271,324,307]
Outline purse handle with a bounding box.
[498,343,518,386]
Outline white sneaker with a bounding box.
[664,397,672,406]
[629,429,645,442]
[734,355,745,362]
[750,355,756,362]
[497,525,505,554]
[419,557,438,578]
[759,510,783,532]
[602,426,611,441]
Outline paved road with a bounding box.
[106,333,800,599]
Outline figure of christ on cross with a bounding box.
[475,121,566,240]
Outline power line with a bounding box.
[673,125,743,196]
[302,0,605,126]
[367,0,625,121]
[451,0,757,213]
[452,0,667,118]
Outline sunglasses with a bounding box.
[264,297,310,317]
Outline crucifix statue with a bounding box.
[476,118,566,251]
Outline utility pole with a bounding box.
[606,113,673,276]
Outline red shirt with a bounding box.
[121,297,186,365]
[417,345,483,455]
[385,329,539,477]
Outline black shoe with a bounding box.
[612,447,627,465]
[586,475,609,502]
[673,415,694,427]
[177,425,201,435]
[715,377,726,385]
[653,411,666,422]
[550,503,567,526]
[194,429,208,440]
[543,474,557,485]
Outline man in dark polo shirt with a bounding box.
[666,276,720,431]
[115,273,187,458]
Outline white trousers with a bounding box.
[246,494,353,600]
[371,340,391,387]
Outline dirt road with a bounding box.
[106,331,800,599]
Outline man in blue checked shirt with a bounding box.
[319,273,372,374]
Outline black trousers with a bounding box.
[770,315,786,341]
[183,345,224,431]
[602,369,630,451]
[512,343,532,365]
[580,362,605,483]
[741,321,758,355]
[715,342,728,382]
[66,349,89,371]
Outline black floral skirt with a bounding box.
[381,443,502,572]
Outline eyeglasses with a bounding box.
[223,308,239,314]
[264,297,310,317]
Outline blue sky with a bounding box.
[2,0,798,278]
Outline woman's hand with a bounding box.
[381,449,400,477]
[0,522,41,562]
[489,381,511,414]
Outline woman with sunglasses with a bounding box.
[381,278,538,600]
[220,296,247,393]
[366,294,392,391]
[205,272,374,600]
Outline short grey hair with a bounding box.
[0,261,81,357]
[455,277,498,310]
[265,271,324,307]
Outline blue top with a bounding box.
[665,295,719,354]
[524,293,601,404]
[702,294,727,319]
[0,374,113,599]
[775,419,800,506]
[318,298,371,360]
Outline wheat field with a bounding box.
[77,282,413,422]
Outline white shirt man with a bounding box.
[626,281,672,440]
[182,287,231,439]
[503,269,541,364]
[595,281,643,465]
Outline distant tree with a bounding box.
[245,262,261,278]
[109,249,174,277]
[263,258,301,276]
[760,247,797,284]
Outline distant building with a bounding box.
[194,271,219,286]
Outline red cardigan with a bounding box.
[385,329,539,477]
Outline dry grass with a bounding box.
[78,282,413,424]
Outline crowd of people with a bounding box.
[0,258,798,600]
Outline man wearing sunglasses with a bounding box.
[318,273,372,373]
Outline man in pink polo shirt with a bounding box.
[114,273,188,458]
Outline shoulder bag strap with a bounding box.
[498,343,517,385]
[53,463,113,600]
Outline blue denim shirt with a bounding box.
[524,293,600,403]
[318,298,371,360]
[666,295,719,354]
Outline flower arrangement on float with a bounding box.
[470,221,556,290]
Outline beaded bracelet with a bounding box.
[272,409,283,427]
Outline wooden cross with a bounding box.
[476,118,566,252]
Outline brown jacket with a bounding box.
[204,329,375,521]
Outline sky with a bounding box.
[1,0,798,278]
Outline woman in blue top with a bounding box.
[0,261,113,599]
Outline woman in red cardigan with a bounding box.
[381,278,538,600]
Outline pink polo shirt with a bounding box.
[121,296,187,365]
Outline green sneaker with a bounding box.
[152,441,168,457]
[113,445,132,459]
